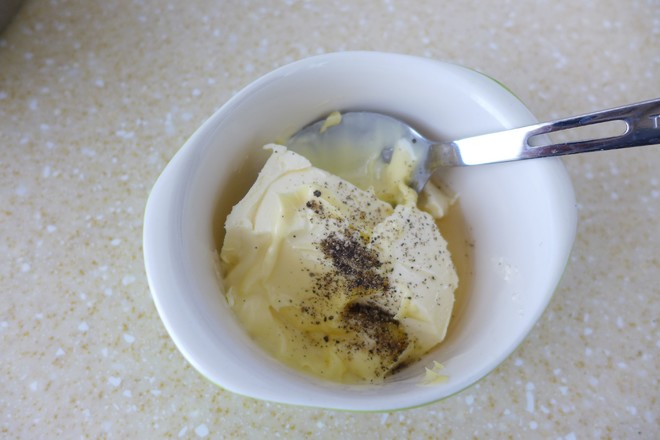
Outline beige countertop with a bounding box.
[1,0,658,438]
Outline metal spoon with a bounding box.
[287,98,660,193]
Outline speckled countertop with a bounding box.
[1,0,658,438]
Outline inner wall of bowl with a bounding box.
[176,52,574,410]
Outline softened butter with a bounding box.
[220,144,457,383]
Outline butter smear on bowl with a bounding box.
[220,143,457,384]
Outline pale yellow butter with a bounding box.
[420,361,449,386]
[220,144,457,383]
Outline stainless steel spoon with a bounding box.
[287,98,660,193]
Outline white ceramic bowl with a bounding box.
[143,52,576,411]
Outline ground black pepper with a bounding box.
[319,230,388,292]
[341,302,408,371]
[299,190,412,377]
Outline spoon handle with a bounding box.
[451,98,660,165]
